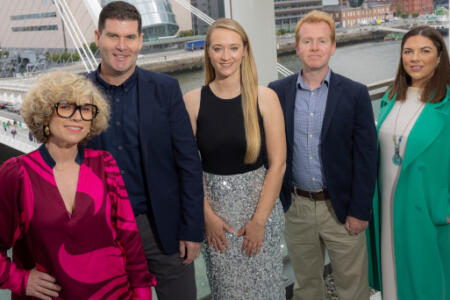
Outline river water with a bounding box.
[173,39,402,94]
[172,38,448,94]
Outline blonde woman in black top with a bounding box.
[184,18,287,299]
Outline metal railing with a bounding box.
[367,77,394,101]
[0,76,394,300]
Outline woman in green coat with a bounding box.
[367,26,450,300]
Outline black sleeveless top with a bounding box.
[196,85,266,175]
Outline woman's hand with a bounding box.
[447,216,450,224]
[26,268,61,300]
[205,211,234,253]
[238,219,265,257]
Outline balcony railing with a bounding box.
[368,77,394,101]
[0,78,394,300]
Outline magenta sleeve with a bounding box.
[131,286,152,299]
[0,158,30,295]
[103,153,157,290]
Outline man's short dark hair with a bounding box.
[98,1,142,34]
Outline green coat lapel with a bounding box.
[402,99,448,169]
[376,93,396,133]
[376,89,449,170]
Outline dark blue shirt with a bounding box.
[91,66,148,214]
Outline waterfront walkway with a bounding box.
[0,116,39,154]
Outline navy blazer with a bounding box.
[269,71,377,223]
[88,67,204,254]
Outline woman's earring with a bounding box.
[44,125,50,137]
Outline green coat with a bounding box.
[367,87,450,300]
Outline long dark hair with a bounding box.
[388,26,450,103]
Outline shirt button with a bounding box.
[310,112,314,116]
[116,121,121,126]
[118,145,123,150]
[309,134,313,138]
[312,177,316,181]
[311,92,315,95]
[309,156,313,160]
[115,98,120,103]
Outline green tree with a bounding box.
[396,2,402,16]
[52,53,60,63]
[178,30,194,37]
[60,51,71,62]
[412,12,419,18]
[89,42,98,55]
[401,13,409,19]
[276,29,287,36]
[45,52,52,63]
[71,52,80,61]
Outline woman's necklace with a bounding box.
[392,100,425,165]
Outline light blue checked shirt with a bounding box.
[292,69,331,191]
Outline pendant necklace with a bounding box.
[392,100,425,165]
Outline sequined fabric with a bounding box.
[202,166,285,300]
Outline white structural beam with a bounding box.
[172,0,215,25]
[83,0,103,26]
[223,0,278,85]
[54,0,92,72]
[58,0,98,68]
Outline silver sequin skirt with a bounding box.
[202,166,285,300]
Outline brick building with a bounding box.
[324,3,391,27]
[393,0,434,15]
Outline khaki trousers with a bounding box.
[285,193,369,300]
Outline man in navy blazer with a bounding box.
[86,2,204,300]
[269,11,377,300]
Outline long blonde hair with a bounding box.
[204,18,260,164]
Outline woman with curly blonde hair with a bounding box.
[0,71,155,299]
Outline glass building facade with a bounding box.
[101,0,179,41]
[274,0,323,32]
[11,12,57,20]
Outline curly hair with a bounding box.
[21,71,110,143]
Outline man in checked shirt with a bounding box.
[269,10,377,300]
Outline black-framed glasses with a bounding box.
[54,101,99,121]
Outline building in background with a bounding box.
[434,0,449,9]
[168,0,193,33]
[324,2,391,27]
[190,0,224,35]
[392,0,434,15]
[274,0,323,33]
[101,0,179,40]
[0,0,95,51]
